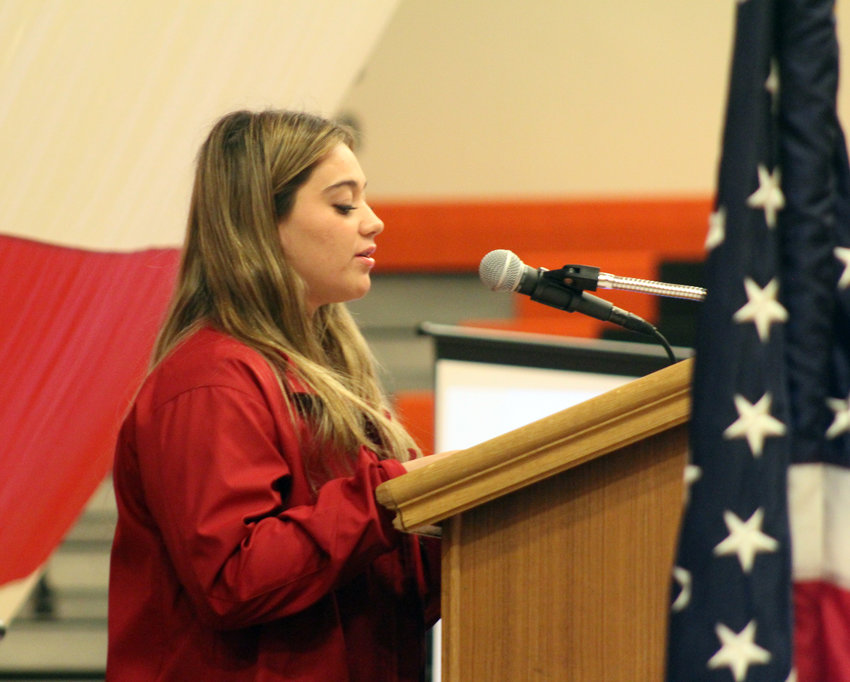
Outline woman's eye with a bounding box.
[334,204,356,216]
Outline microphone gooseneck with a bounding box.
[596,273,706,302]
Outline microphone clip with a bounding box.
[543,264,601,293]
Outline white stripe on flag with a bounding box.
[789,462,850,588]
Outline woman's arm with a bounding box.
[133,382,406,630]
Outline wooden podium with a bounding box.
[377,357,692,681]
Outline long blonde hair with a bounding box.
[153,110,419,477]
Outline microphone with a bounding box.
[478,249,657,335]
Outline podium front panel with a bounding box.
[441,426,687,681]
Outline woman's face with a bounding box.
[278,143,384,314]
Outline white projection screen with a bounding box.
[427,323,689,451]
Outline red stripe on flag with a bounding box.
[0,235,178,585]
[795,579,850,682]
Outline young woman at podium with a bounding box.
[106,110,441,681]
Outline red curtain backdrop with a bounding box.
[0,235,179,585]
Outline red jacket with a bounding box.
[107,328,440,681]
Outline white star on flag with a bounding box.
[708,620,772,681]
[683,463,702,504]
[826,393,850,439]
[706,206,727,251]
[835,246,850,289]
[733,277,789,342]
[723,392,787,457]
[746,164,785,228]
[765,59,780,110]
[713,507,780,572]
[684,463,702,487]
[671,566,692,613]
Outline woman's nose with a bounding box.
[362,203,384,236]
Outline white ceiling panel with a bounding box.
[0,0,399,250]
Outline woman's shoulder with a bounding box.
[173,326,265,362]
[143,327,281,406]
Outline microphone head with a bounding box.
[479,249,525,292]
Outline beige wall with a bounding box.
[339,0,850,200]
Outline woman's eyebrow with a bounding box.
[323,179,366,194]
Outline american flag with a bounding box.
[666,0,850,680]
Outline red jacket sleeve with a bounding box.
[132,377,405,631]
[419,535,442,627]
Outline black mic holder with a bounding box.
[531,268,656,335]
[525,265,680,364]
[530,264,694,365]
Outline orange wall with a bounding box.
[373,196,712,271]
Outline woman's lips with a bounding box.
[356,245,376,267]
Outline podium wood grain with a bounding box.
[378,358,692,680]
